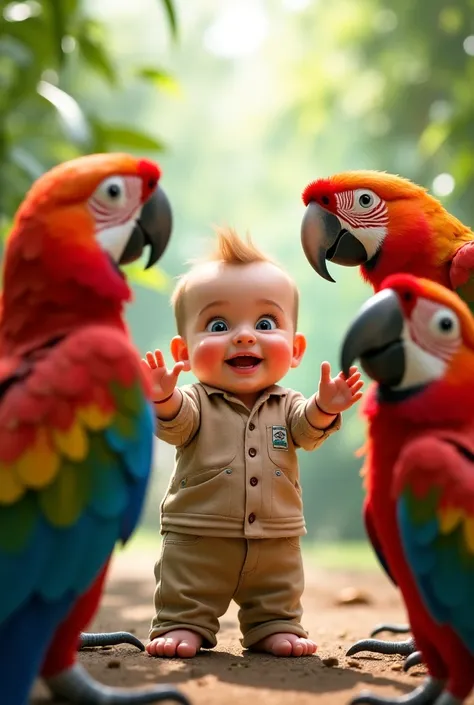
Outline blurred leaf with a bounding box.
[126,263,171,291]
[418,121,450,158]
[45,0,67,66]
[9,146,45,180]
[160,0,178,39]
[0,36,36,112]
[438,7,463,34]
[1,0,178,290]
[0,217,13,241]
[76,22,117,84]
[36,80,92,146]
[135,66,180,94]
[0,35,33,65]
[98,125,165,151]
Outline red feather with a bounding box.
[0,425,36,463]
[450,241,474,289]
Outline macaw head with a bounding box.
[300,171,469,290]
[10,151,171,279]
[340,273,474,423]
[1,153,173,350]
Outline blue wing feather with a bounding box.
[0,328,155,628]
[119,402,155,542]
[397,498,447,622]
[88,461,130,519]
[396,436,474,654]
[0,519,53,623]
[38,513,122,601]
[0,593,76,705]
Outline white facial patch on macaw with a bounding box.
[335,189,389,259]
[394,297,461,390]
[96,210,142,262]
[89,174,144,262]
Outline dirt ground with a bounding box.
[32,547,474,705]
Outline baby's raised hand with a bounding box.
[316,361,363,415]
[141,349,185,403]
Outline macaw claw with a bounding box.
[370,623,412,638]
[46,663,191,704]
[403,651,424,672]
[349,676,444,705]
[346,636,417,657]
[79,632,145,651]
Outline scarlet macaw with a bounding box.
[300,170,474,664]
[0,153,189,704]
[340,273,474,705]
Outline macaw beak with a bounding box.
[119,185,173,269]
[301,201,368,282]
[340,288,405,387]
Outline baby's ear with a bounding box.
[291,332,307,369]
[171,336,191,371]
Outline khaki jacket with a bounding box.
[157,383,341,538]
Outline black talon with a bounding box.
[79,632,145,651]
[349,676,444,705]
[370,623,412,637]
[46,663,192,704]
[346,637,417,657]
[431,694,463,705]
[404,651,424,672]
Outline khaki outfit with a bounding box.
[150,383,341,648]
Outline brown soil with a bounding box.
[32,547,474,705]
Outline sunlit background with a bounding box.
[2,0,474,552]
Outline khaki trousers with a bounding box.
[150,532,308,648]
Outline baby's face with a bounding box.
[179,261,302,395]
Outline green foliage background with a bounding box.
[2,0,473,542]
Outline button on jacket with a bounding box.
[158,383,341,539]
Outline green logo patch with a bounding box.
[272,425,288,450]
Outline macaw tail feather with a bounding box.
[0,593,75,705]
[45,663,192,704]
[79,631,145,651]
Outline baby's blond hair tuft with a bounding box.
[171,226,297,335]
[207,226,271,265]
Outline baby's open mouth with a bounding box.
[225,356,263,368]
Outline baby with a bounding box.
[143,227,362,659]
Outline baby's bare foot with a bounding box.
[146,629,203,658]
[251,632,317,657]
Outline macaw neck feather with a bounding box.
[0,290,128,356]
[363,380,474,445]
[0,236,131,356]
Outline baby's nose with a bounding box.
[233,328,256,345]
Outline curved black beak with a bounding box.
[119,185,172,269]
[340,289,405,387]
[301,202,368,282]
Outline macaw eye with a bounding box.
[94,176,127,207]
[359,193,373,207]
[255,317,277,331]
[206,318,228,333]
[353,190,375,209]
[350,189,382,214]
[428,308,460,340]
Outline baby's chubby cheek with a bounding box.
[190,339,226,377]
[264,337,294,369]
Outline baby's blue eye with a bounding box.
[256,317,276,331]
[206,319,228,333]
